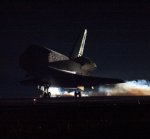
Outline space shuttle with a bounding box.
[19,29,123,97]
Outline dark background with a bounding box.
[0,0,150,97]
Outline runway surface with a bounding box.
[0,96,150,139]
[1,96,150,105]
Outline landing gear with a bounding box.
[42,92,51,98]
[74,90,82,97]
[37,84,51,98]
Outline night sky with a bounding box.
[0,1,150,97]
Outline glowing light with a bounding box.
[63,91,74,96]
[77,86,84,91]
[92,86,94,89]
[33,98,37,102]
[48,87,62,97]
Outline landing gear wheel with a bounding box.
[74,91,81,97]
[41,92,51,98]
[78,91,81,97]
[37,84,51,98]
[48,92,51,97]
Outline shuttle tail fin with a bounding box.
[70,29,87,58]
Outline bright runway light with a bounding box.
[48,87,62,97]
[48,87,89,97]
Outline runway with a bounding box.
[0,96,150,106]
[0,96,150,138]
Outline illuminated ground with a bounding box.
[47,80,150,97]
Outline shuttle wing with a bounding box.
[47,67,124,88]
[20,66,124,88]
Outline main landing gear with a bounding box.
[37,84,51,98]
[74,90,82,97]
[37,85,82,98]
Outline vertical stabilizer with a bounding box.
[70,29,87,58]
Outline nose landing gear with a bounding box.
[37,84,51,98]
